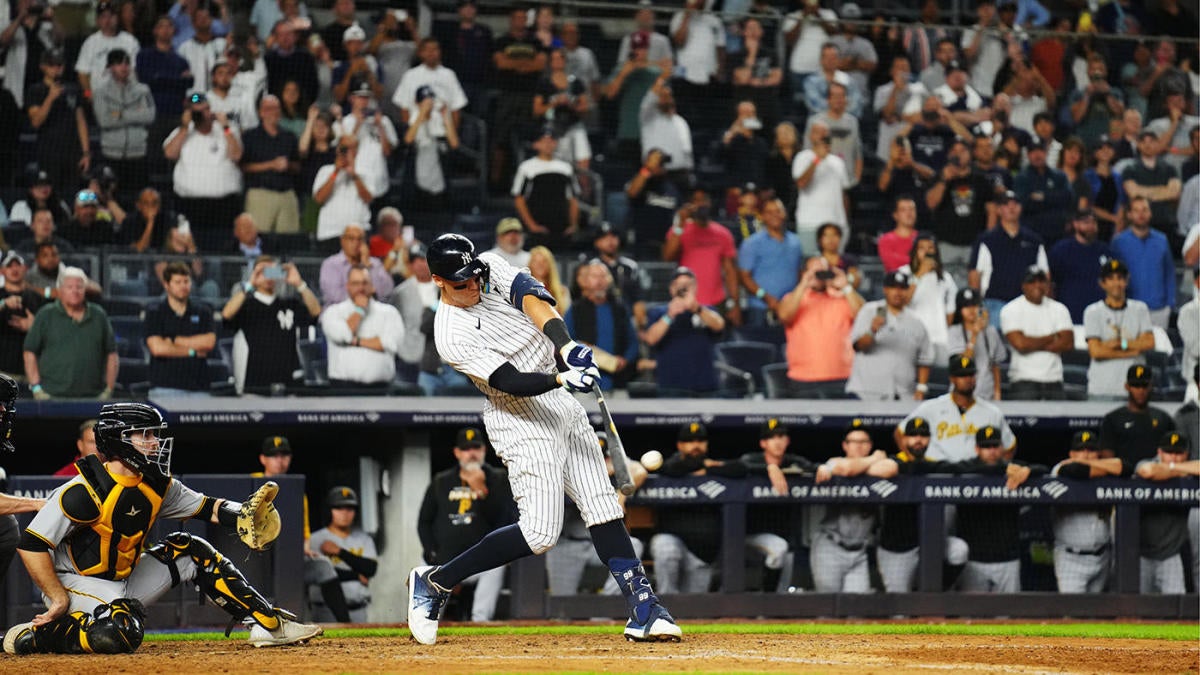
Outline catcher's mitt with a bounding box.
[237,481,281,551]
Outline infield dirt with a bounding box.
[0,632,1196,674]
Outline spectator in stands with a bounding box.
[663,190,740,323]
[9,169,70,229]
[591,222,644,327]
[972,132,1009,198]
[793,121,850,255]
[52,419,99,476]
[604,30,670,164]
[737,198,802,328]
[177,4,227,94]
[512,126,579,249]
[925,138,992,266]
[778,255,862,398]
[643,267,724,396]
[615,4,672,68]
[491,7,547,188]
[932,60,990,127]
[534,48,592,173]
[23,267,117,400]
[230,212,269,259]
[875,55,928,162]
[1083,137,1126,238]
[265,18,318,106]
[0,0,56,109]
[137,16,191,151]
[1101,364,1176,467]
[639,74,694,177]
[402,84,461,210]
[220,256,320,393]
[1048,431,1121,593]
[27,49,89,198]
[961,0,1024,99]
[946,288,1006,401]
[564,261,637,391]
[241,95,300,235]
[1142,40,1194,122]
[369,207,408,280]
[560,20,600,96]
[1048,210,1112,323]
[417,427,516,621]
[144,261,215,397]
[307,486,378,622]
[782,0,837,113]
[93,49,155,193]
[626,148,685,255]
[1000,266,1073,400]
[389,243,468,395]
[956,425,1043,592]
[320,265,404,388]
[805,81,863,186]
[1114,108,1143,163]
[163,92,244,250]
[918,37,957,94]
[1002,58,1055,137]
[652,422,741,592]
[0,252,42,378]
[877,196,919,273]
[313,134,375,243]
[486,217,531,268]
[847,270,934,401]
[319,224,394,306]
[58,190,118,248]
[804,42,862,118]
[393,37,466,131]
[1123,131,1182,237]
[969,190,1048,323]
[668,0,725,129]
[1069,53,1126,149]
[528,246,571,311]
[75,1,139,98]
[335,82,397,200]
[816,222,862,289]
[878,135,933,215]
[154,222,220,300]
[898,234,957,362]
[206,57,255,134]
[318,0,357,63]
[907,95,971,173]
[1014,139,1072,244]
[1084,259,1155,401]
[1134,431,1198,594]
[1111,196,1176,328]
[330,24,382,107]
[730,18,783,133]
[721,101,769,198]
[1147,93,1199,177]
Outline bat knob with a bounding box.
[619,484,636,496]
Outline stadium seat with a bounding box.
[295,338,329,389]
[716,341,778,394]
[761,363,791,399]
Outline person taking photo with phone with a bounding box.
[777,255,864,398]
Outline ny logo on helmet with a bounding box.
[460,252,472,267]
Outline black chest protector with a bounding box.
[58,456,170,580]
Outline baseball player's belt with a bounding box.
[824,532,866,552]
[1063,544,1109,556]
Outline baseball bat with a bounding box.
[594,388,636,496]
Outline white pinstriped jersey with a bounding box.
[900,393,1015,462]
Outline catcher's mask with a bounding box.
[95,403,174,477]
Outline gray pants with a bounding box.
[305,557,371,623]
[52,550,194,615]
[1190,508,1199,591]
[545,537,645,596]
[959,559,1020,592]
[1140,554,1186,594]
[649,534,713,594]
[460,566,506,621]
[877,537,969,592]
[1053,545,1110,593]
[746,532,794,594]
[810,533,870,593]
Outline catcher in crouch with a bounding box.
[3,402,322,654]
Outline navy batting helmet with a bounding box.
[427,234,489,282]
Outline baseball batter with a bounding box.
[897,354,1015,462]
[0,375,48,585]
[3,403,321,654]
[1049,431,1121,593]
[407,234,680,645]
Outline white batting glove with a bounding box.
[558,367,598,394]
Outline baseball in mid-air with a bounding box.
[640,450,664,472]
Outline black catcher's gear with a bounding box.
[6,599,145,654]
[427,233,490,283]
[94,402,173,478]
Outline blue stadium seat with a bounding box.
[716,341,778,394]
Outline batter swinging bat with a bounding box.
[594,388,636,495]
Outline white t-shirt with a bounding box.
[668,11,725,85]
[320,298,404,384]
[791,149,849,231]
[782,8,837,74]
[1008,93,1047,136]
[177,36,227,94]
[999,294,1073,383]
[164,124,243,198]
[873,80,927,161]
[333,114,399,198]
[391,64,468,115]
[960,25,1017,97]
[312,164,376,241]
[898,265,957,348]
[206,88,258,132]
[76,31,139,90]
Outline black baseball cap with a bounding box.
[594,221,618,239]
[678,421,707,442]
[29,168,51,186]
[1071,430,1099,451]
[1099,258,1128,278]
[1027,138,1048,153]
[1092,134,1116,151]
[415,84,435,102]
[671,266,696,282]
[96,1,116,15]
[1160,431,1190,454]
[946,59,967,75]
[956,287,981,309]
[760,418,788,439]
[327,485,359,508]
[1022,265,1048,283]
[903,417,931,437]
[350,80,373,97]
[995,190,1019,204]
[456,426,485,448]
[1072,208,1095,222]
[41,49,64,66]
[975,425,1003,447]
[261,435,293,456]
[882,270,911,288]
[845,418,869,435]
[1126,364,1153,386]
[949,353,977,377]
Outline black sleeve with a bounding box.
[707,459,748,478]
[143,305,166,339]
[487,362,560,397]
[660,452,703,477]
[336,549,378,578]
[1055,462,1092,480]
[416,483,437,557]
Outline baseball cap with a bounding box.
[946,59,967,75]
[350,80,373,97]
[760,418,788,439]
[456,427,485,448]
[261,435,293,456]
[995,189,1019,205]
[845,418,869,435]
[327,485,360,508]
[408,242,427,260]
[75,190,99,206]
[1126,364,1153,387]
[1,251,24,267]
[495,217,523,236]
[839,2,862,19]
[1027,138,1048,153]
[415,84,436,102]
[106,49,130,67]
[343,23,367,42]
[29,168,51,186]
[210,56,230,73]
[594,221,618,239]
[882,270,911,288]
[1071,430,1099,451]
[1021,265,1048,283]
[903,417,931,437]
[1137,130,1159,142]
[535,123,558,140]
[949,353,977,377]
[41,49,64,66]
[671,266,696,282]
[629,30,650,51]
[1160,431,1190,454]
[1072,208,1095,222]
[1099,257,1128,278]
[956,287,981,309]
[1092,134,1116,151]
[678,422,707,442]
[975,425,1003,447]
[96,1,116,14]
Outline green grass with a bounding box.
[145,622,1199,643]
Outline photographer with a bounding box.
[534,48,591,172]
[643,267,725,396]
[0,0,56,108]
[663,190,741,326]
[333,81,397,199]
[926,137,993,266]
[27,49,90,198]
[162,91,244,251]
[312,134,375,243]
[402,85,459,210]
[1069,53,1125,149]
[625,148,684,257]
[778,255,863,398]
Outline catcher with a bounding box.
[3,402,321,654]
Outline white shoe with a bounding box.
[407,565,449,645]
[624,604,682,642]
[247,617,323,648]
[3,622,33,655]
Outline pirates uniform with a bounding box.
[900,393,1015,462]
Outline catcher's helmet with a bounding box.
[0,373,16,452]
[95,403,173,477]
[427,233,489,282]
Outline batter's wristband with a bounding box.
[542,318,573,352]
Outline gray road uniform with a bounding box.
[1049,459,1112,593]
[901,394,1015,463]
[1135,457,1190,594]
[307,527,377,622]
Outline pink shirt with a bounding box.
[678,220,737,306]
[785,289,855,382]
[877,229,916,273]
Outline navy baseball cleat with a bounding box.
[624,603,682,642]
[407,565,449,645]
